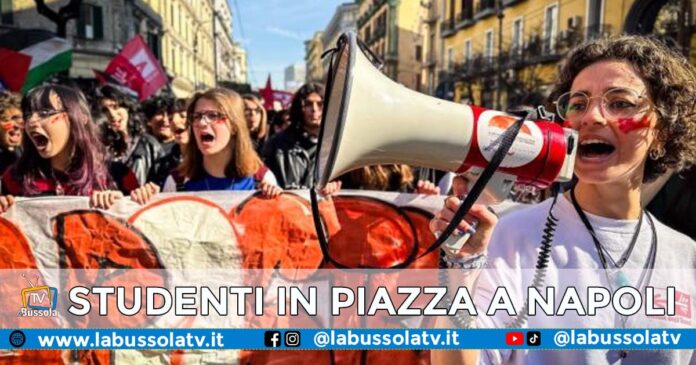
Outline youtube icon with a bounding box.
[505,332,524,346]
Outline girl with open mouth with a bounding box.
[431,36,696,365]
[0,85,133,213]
[130,88,282,204]
[0,91,23,176]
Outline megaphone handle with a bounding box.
[419,115,525,258]
[442,218,479,257]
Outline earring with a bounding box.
[649,145,665,160]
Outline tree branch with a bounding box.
[58,0,83,19]
[34,0,62,23]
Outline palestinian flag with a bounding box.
[0,28,72,93]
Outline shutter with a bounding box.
[93,5,103,40]
[1,0,14,24]
[77,4,87,38]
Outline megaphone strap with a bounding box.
[419,113,528,258]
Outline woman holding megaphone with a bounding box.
[432,36,696,364]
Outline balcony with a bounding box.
[474,0,497,20]
[367,25,386,46]
[449,24,614,87]
[357,0,388,28]
[374,0,387,9]
[585,23,613,40]
[424,54,437,68]
[440,18,456,37]
[424,12,439,24]
[454,11,474,30]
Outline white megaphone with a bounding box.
[313,32,577,255]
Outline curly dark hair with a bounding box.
[168,98,189,114]
[548,35,696,183]
[95,85,146,156]
[0,91,21,117]
[142,94,173,120]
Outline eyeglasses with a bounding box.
[190,111,227,126]
[244,107,262,115]
[23,109,66,126]
[554,87,652,122]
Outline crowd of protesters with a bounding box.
[0,80,444,213]
[2,60,691,241]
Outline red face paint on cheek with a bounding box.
[0,121,13,131]
[617,116,650,133]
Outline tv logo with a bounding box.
[265,331,281,348]
[505,332,524,346]
[18,275,57,317]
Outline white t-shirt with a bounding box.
[474,194,696,365]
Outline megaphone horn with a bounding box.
[315,32,577,190]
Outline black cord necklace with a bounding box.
[569,187,657,291]
[569,187,658,360]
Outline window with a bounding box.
[365,25,371,42]
[415,45,422,62]
[447,47,453,70]
[587,0,603,39]
[171,46,176,74]
[429,33,435,63]
[0,0,14,24]
[484,29,494,59]
[464,39,472,61]
[148,32,160,60]
[543,4,558,54]
[461,0,473,19]
[512,17,523,55]
[77,4,103,40]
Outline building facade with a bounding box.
[421,0,444,96]
[230,42,248,84]
[284,62,305,92]
[439,0,695,109]
[357,0,431,91]
[304,31,324,84]
[142,0,215,97]
[231,42,248,84]
[3,0,162,82]
[213,0,234,83]
[322,2,358,72]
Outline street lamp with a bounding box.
[496,0,504,110]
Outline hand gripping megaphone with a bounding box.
[311,32,578,259]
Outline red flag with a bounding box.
[259,74,293,110]
[98,35,167,101]
[272,90,293,109]
[0,48,31,92]
[259,74,274,110]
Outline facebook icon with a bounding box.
[265,331,282,348]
